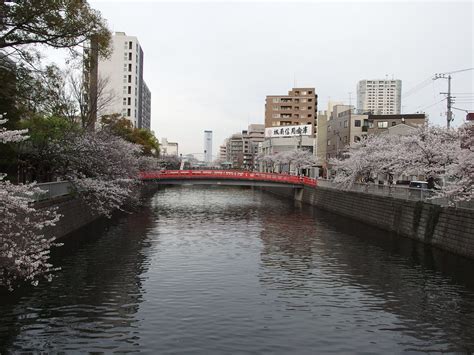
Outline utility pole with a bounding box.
[433,67,474,128]
[434,73,453,128]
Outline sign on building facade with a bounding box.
[265,124,312,138]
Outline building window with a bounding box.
[355,120,361,127]
[129,41,132,49]
[128,63,132,72]
[127,97,131,105]
[127,108,131,116]
[343,136,348,143]
[344,120,348,128]
[327,140,331,146]
[128,86,132,94]
[128,75,132,83]
[377,121,388,128]
[273,98,280,103]
[129,52,132,61]
[123,98,127,105]
[272,114,280,118]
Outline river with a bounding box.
[1,186,474,353]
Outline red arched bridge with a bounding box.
[139,170,317,188]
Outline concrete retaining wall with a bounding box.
[263,186,474,260]
[36,196,101,240]
[36,184,160,240]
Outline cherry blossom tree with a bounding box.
[330,124,474,202]
[53,129,143,217]
[331,133,403,188]
[257,149,317,175]
[0,118,28,143]
[0,119,61,290]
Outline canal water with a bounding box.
[1,186,474,353]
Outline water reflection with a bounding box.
[258,199,474,352]
[0,200,156,353]
[0,187,473,353]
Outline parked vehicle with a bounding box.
[409,181,429,189]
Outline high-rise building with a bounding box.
[96,32,151,130]
[265,87,318,136]
[204,130,213,163]
[357,79,402,115]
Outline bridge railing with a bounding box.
[139,170,317,187]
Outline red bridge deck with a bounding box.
[139,170,317,188]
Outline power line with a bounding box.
[403,77,433,98]
[441,67,474,75]
[413,97,446,112]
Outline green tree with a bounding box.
[101,115,160,156]
[0,0,111,57]
[17,115,80,182]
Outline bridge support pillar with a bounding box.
[294,188,304,202]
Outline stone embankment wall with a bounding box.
[36,184,160,240]
[36,196,100,240]
[263,186,474,260]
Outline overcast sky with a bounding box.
[88,0,473,157]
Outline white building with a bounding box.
[204,130,213,163]
[161,137,179,156]
[97,32,151,130]
[357,79,402,115]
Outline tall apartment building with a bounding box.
[357,79,402,115]
[96,32,151,130]
[265,88,318,136]
[204,130,213,163]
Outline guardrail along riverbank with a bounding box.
[261,182,474,260]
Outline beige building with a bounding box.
[326,105,368,160]
[223,124,265,169]
[219,140,228,161]
[316,101,344,166]
[366,114,425,134]
[265,87,318,136]
[160,137,178,156]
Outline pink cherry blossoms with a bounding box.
[331,124,474,203]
